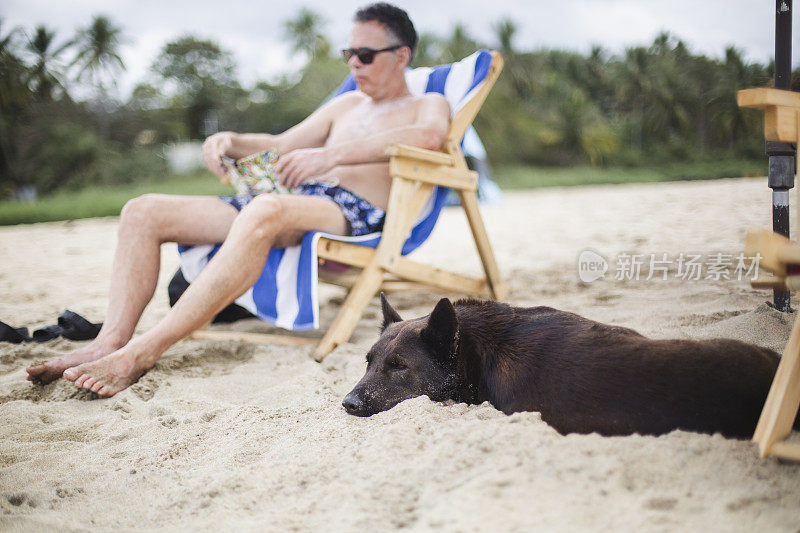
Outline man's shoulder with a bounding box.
[329,91,369,106]
[417,92,451,115]
[418,92,447,102]
[418,92,449,106]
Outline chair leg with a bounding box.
[753,311,800,457]
[315,177,417,361]
[314,262,384,361]
[458,190,508,300]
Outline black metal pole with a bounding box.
[768,0,794,312]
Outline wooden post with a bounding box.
[753,311,800,457]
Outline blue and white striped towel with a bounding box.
[178,50,494,330]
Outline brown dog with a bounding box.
[342,295,791,438]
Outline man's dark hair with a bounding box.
[354,3,417,59]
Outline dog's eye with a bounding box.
[387,358,407,370]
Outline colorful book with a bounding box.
[220,149,291,196]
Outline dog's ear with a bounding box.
[421,298,459,362]
[380,292,403,331]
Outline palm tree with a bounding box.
[442,24,478,63]
[585,46,611,107]
[709,46,750,150]
[615,47,653,152]
[25,25,70,100]
[283,8,330,62]
[0,19,19,56]
[0,19,28,194]
[493,18,516,56]
[412,32,438,67]
[649,31,673,56]
[70,15,125,138]
[0,19,28,109]
[70,15,125,95]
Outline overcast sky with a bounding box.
[3,0,798,98]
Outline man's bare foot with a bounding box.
[62,343,159,397]
[26,338,125,385]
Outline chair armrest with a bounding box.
[387,144,476,190]
[389,158,478,190]
[386,144,455,166]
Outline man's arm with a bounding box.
[201,93,360,178]
[275,93,451,189]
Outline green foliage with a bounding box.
[12,113,168,195]
[151,36,237,94]
[0,14,133,197]
[151,35,240,138]
[494,159,768,190]
[493,19,517,55]
[0,21,31,195]
[467,32,770,168]
[70,15,125,92]
[283,8,331,60]
[0,172,230,225]
[17,121,105,193]
[101,146,169,186]
[250,57,348,132]
[0,8,785,207]
[24,25,70,100]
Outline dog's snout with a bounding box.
[342,392,366,415]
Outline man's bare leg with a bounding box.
[62,194,347,397]
[26,194,239,385]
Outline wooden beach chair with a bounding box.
[313,50,508,359]
[744,229,800,460]
[739,87,800,460]
[187,51,508,361]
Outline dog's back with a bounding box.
[457,301,782,438]
[345,296,789,438]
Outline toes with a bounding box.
[98,386,112,397]
[26,366,44,376]
[63,367,80,381]
[90,380,104,393]
[82,377,97,390]
[74,373,91,387]
[26,366,49,385]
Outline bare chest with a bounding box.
[326,98,420,146]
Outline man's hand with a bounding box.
[275,147,336,189]
[202,132,235,179]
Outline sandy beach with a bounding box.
[1,177,799,531]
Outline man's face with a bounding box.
[346,21,406,96]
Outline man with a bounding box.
[25,3,450,397]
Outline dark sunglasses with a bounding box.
[341,45,402,64]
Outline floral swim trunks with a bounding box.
[219,182,386,237]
